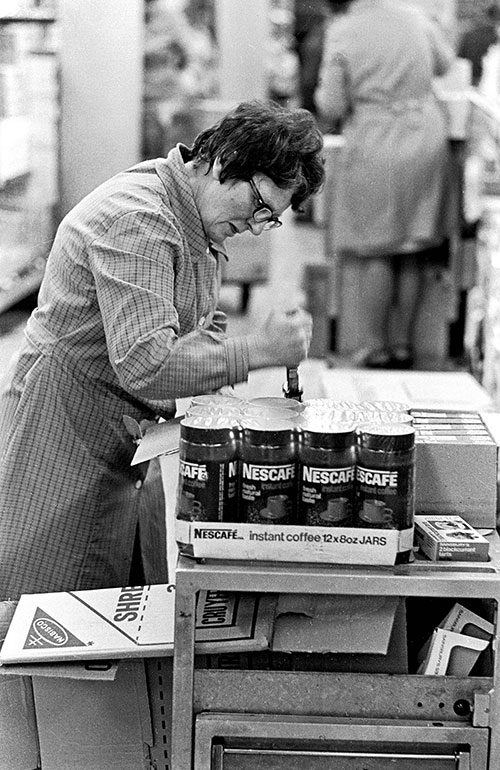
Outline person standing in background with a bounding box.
[293,0,329,117]
[315,0,455,369]
[458,2,500,87]
[292,0,330,221]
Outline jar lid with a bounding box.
[240,417,294,445]
[241,404,298,423]
[181,415,237,443]
[190,394,242,407]
[187,404,242,418]
[356,422,415,451]
[249,396,303,412]
[297,418,357,448]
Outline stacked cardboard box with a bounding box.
[0,585,276,770]
[417,603,494,676]
[412,410,498,528]
[415,514,490,562]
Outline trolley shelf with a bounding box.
[171,532,500,769]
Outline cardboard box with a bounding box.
[417,628,490,676]
[415,515,490,562]
[319,373,498,527]
[0,588,175,770]
[271,594,408,674]
[438,603,495,640]
[416,602,495,676]
[0,581,273,769]
[176,519,402,566]
[23,657,175,770]
[0,653,171,770]
[33,659,154,770]
[134,423,405,567]
[0,602,39,770]
[0,584,275,665]
[412,411,498,528]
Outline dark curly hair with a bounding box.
[190,100,325,210]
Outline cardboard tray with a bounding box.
[0,584,276,665]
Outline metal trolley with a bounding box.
[171,534,500,770]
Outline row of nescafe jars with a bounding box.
[175,395,416,562]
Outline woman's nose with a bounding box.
[246,219,267,236]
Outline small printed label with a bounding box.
[176,521,400,565]
[176,459,237,522]
[240,462,296,524]
[300,464,355,526]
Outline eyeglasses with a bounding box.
[248,178,283,230]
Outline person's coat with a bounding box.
[315,0,455,256]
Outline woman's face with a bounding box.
[200,170,294,245]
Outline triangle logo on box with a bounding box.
[23,608,86,650]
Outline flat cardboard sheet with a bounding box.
[321,369,493,411]
[272,594,399,654]
[271,594,408,674]
[130,418,181,465]
[0,584,275,664]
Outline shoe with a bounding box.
[389,345,414,369]
[352,347,393,369]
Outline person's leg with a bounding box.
[390,252,426,366]
[353,257,394,366]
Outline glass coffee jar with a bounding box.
[239,417,297,524]
[297,418,356,526]
[176,415,239,524]
[355,422,416,564]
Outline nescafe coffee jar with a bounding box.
[355,423,416,564]
[239,417,297,524]
[176,415,239,524]
[297,418,356,526]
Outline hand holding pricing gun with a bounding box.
[247,307,312,371]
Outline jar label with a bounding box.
[240,462,296,524]
[355,464,414,533]
[300,464,355,526]
[176,459,238,522]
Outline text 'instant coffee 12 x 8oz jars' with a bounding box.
[239,417,297,524]
[355,422,416,564]
[175,415,239,524]
[297,418,356,526]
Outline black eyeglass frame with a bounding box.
[248,178,283,230]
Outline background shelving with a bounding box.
[0,11,59,313]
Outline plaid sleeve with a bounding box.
[88,209,250,401]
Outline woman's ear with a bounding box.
[212,156,223,180]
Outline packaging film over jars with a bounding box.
[175,396,416,564]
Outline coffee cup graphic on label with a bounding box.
[261,494,289,522]
[361,499,394,527]
[320,497,349,524]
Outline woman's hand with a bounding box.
[247,307,313,370]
